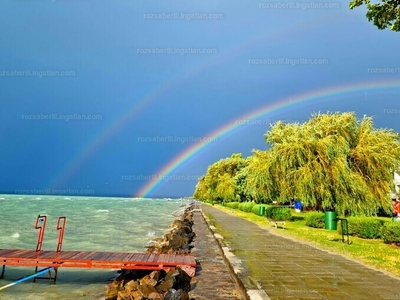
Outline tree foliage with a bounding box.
[349,0,400,32]
[263,112,400,215]
[240,150,279,203]
[194,112,400,216]
[193,153,247,202]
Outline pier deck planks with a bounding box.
[0,249,196,271]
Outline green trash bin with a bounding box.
[259,206,265,216]
[324,211,337,230]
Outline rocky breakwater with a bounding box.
[105,206,196,300]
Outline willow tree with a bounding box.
[193,153,247,202]
[264,112,400,216]
[193,176,210,201]
[240,150,279,203]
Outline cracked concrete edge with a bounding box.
[200,211,271,300]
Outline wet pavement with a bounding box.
[189,210,245,299]
[201,204,400,300]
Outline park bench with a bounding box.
[267,218,286,229]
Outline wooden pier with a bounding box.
[0,215,196,283]
[0,249,196,272]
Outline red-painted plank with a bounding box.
[0,248,196,274]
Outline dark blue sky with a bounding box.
[1,0,400,198]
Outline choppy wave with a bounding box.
[11,232,20,238]
[146,231,155,237]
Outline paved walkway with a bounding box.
[189,210,245,299]
[202,205,400,300]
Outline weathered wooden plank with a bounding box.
[121,253,137,262]
[0,249,196,274]
[90,251,111,260]
[135,253,145,262]
[0,249,27,258]
[80,251,99,260]
[57,251,82,260]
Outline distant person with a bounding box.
[294,200,303,212]
[392,199,400,220]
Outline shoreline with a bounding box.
[104,202,197,300]
[104,201,248,300]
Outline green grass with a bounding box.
[210,204,400,278]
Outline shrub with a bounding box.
[381,221,400,246]
[251,204,267,216]
[238,202,255,212]
[305,212,325,228]
[339,217,384,239]
[225,202,239,209]
[265,206,292,221]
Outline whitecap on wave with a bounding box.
[96,209,109,213]
[146,231,155,237]
[11,232,20,238]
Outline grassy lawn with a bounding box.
[210,203,400,278]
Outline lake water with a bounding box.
[0,194,188,300]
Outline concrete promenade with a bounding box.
[189,208,245,299]
[201,204,400,300]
